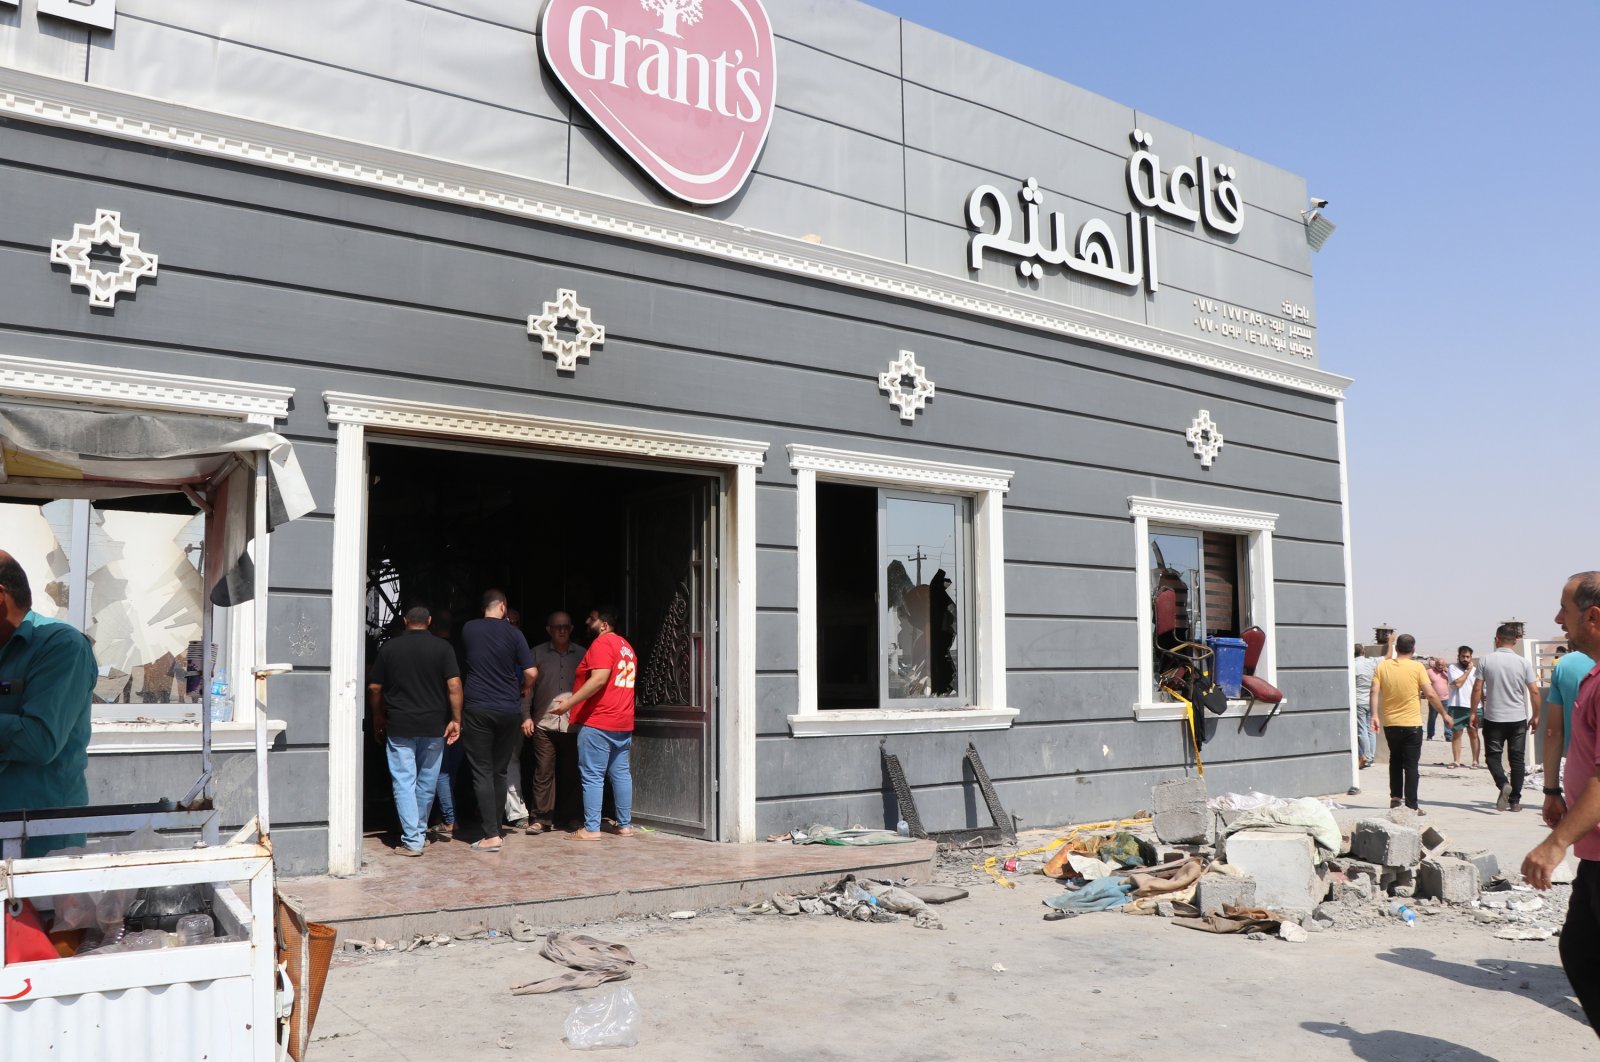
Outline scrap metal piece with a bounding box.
[964,743,1017,844]
[880,741,927,839]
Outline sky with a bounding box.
[870,0,1599,656]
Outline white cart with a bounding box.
[0,410,315,1062]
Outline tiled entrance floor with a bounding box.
[279,831,937,942]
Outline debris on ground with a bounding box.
[510,933,645,995]
[745,874,944,929]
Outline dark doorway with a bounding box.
[362,441,720,843]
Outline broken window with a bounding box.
[816,483,969,709]
[0,498,222,721]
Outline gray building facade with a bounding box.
[0,0,1354,876]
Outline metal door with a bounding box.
[625,479,717,838]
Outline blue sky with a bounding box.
[870,0,1598,656]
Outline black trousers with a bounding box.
[461,707,522,842]
[1482,719,1527,805]
[1561,859,1600,1036]
[1384,726,1423,809]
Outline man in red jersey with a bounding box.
[548,606,636,841]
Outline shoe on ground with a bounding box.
[1496,784,1513,811]
[1509,802,1523,812]
[395,846,423,857]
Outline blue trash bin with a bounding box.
[1208,637,1247,698]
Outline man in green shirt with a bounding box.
[0,549,97,857]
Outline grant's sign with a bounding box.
[541,0,777,205]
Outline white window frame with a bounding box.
[1129,496,1278,722]
[788,444,1016,737]
[0,352,293,750]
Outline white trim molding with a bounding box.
[89,719,287,755]
[0,68,1353,401]
[1336,399,1359,790]
[0,352,292,419]
[1128,496,1278,533]
[325,391,768,469]
[789,444,1013,735]
[1130,494,1279,720]
[326,421,367,876]
[787,444,1012,493]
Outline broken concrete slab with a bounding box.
[1331,876,1376,905]
[1351,819,1422,867]
[1152,777,1214,845]
[1418,857,1479,904]
[1444,849,1501,887]
[1225,831,1323,911]
[1195,873,1257,916]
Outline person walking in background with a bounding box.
[1354,644,1379,770]
[1447,645,1479,770]
[1372,634,1447,814]
[1474,623,1542,813]
[459,590,536,852]
[367,606,462,857]
[1426,656,1454,744]
[1543,642,1595,827]
[548,606,637,842]
[1521,572,1600,1036]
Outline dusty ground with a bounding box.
[308,749,1596,1061]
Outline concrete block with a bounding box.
[1418,857,1480,904]
[1331,876,1375,905]
[1445,849,1501,886]
[1350,819,1422,867]
[1330,809,1371,856]
[1224,831,1323,911]
[1152,778,1213,844]
[1195,873,1257,916]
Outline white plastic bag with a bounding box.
[563,987,641,1050]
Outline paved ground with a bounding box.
[307,745,1596,1061]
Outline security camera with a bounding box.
[1310,197,1329,209]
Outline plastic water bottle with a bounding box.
[1389,901,1416,926]
[896,819,910,838]
[208,669,232,723]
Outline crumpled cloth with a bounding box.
[1126,857,1207,897]
[1222,797,1341,854]
[747,875,943,929]
[1172,905,1284,935]
[1209,791,1287,812]
[510,933,646,995]
[792,824,915,846]
[1044,876,1136,913]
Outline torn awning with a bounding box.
[0,404,316,604]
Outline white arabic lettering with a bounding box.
[965,178,1153,291]
[1126,130,1240,233]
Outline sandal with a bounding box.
[1447,763,1460,769]
[525,822,550,836]
[469,840,504,853]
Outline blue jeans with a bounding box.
[576,726,633,833]
[1356,704,1376,762]
[432,738,463,827]
[387,735,444,851]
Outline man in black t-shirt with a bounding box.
[368,606,462,856]
[459,589,536,851]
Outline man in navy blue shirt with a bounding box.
[459,589,535,851]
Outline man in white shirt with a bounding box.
[1354,644,1379,770]
[1473,624,1542,812]
[1447,645,1479,769]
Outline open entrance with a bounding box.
[362,440,720,843]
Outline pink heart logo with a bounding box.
[541,0,777,205]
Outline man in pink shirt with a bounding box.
[1523,570,1600,1034]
